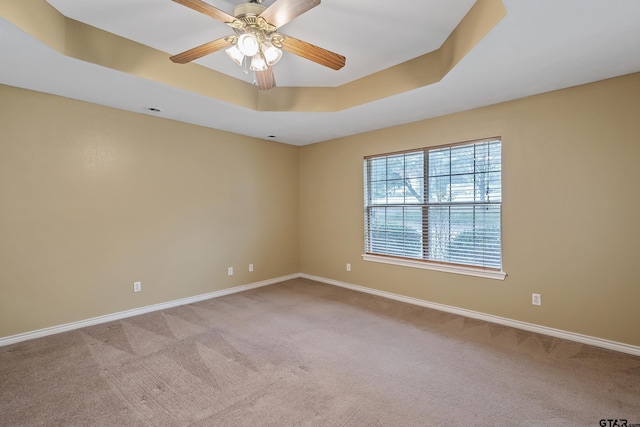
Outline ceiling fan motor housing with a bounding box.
[233,2,266,19]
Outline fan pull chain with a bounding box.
[242,56,249,75]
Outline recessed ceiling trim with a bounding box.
[0,0,66,51]
[2,0,505,113]
[64,19,259,110]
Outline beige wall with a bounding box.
[0,84,299,337]
[300,72,640,347]
[2,73,640,348]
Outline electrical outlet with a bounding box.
[134,281,141,293]
[249,264,254,272]
[346,263,351,272]
[532,293,541,306]
[228,267,233,276]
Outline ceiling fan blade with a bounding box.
[259,0,320,29]
[170,37,232,64]
[172,0,235,23]
[255,68,276,90]
[281,35,345,70]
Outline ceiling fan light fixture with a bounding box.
[170,0,345,90]
[225,45,244,66]
[237,33,259,56]
[249,52,268,71]
[262,42,282,66]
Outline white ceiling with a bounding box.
[1,0,640,145]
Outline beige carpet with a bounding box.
[1,278,639,426]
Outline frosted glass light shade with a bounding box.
[237,33,259,56]
[225,45,244,66]
[263,43,282,66]
[249,53,268,71]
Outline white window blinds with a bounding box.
[364,138,502,270]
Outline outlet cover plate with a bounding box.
[532,293,541,306]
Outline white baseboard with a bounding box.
[0,274,299,347]
[300,273,640,357]
[4,272,639,357]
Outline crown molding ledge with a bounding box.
[0,0,505,113]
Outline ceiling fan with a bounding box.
[170,0,346,90]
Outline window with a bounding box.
[363,138,504,279]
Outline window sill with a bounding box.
[361,254,507,280]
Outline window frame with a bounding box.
[362,137,506,280]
